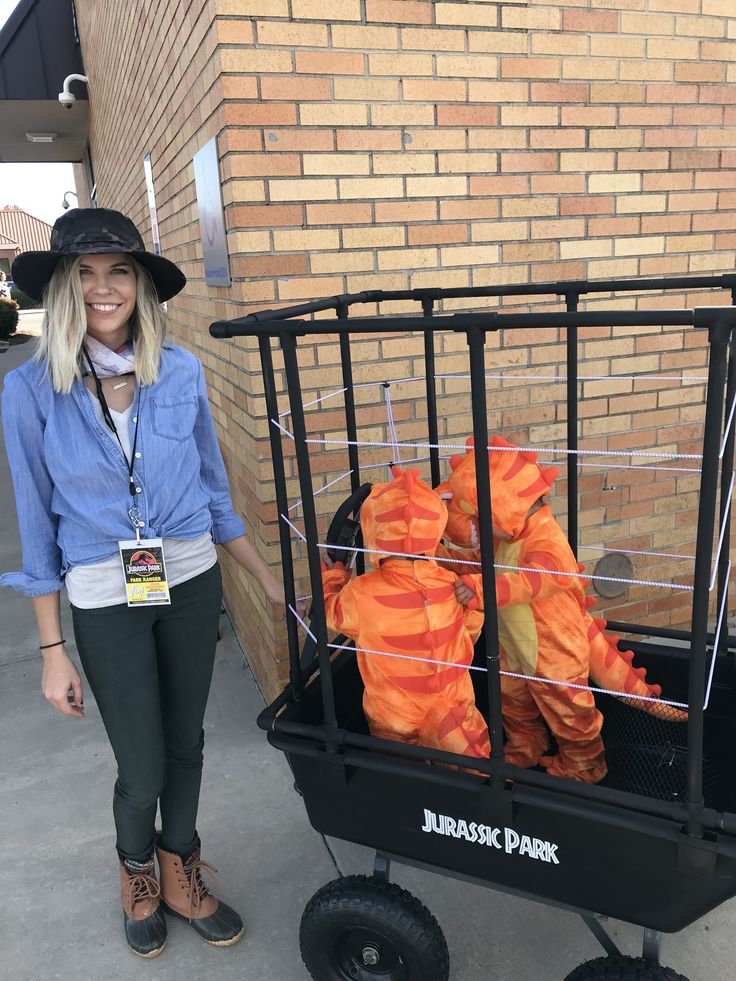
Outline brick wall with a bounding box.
[76,0,735,699]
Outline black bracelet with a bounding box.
[39,639,65,650]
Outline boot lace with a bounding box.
[180,852,219,921]
[122,861,160,912]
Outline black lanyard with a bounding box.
[83,346,141,498]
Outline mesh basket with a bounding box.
[599,694,721,807]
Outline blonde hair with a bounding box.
[35,254,167,393]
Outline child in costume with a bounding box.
[439,436,686,784]
[321,467,490,761]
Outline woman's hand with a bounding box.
[41,647,85,719]
[262,575,308,619]
[221,536,308,619]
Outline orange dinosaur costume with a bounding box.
[321,468,490,761]
[437,436,686,784]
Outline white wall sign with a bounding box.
[193,137,231,287]
[142,153,161,256]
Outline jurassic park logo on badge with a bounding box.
[126,550,162,577]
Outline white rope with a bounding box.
[270,418,295,440]
[327,642,485,672]
[362,454,434,472]
[281,513,307,542]
[272,421,701,474]
[720,393,736,459]
[288,470,354,513]
[288,598,690,710]
[305,436,702,461]
[570,461,700,474]
[576,543,694,561]
[278,387,348,419]
[497,667,689,710]
[317,642,689,710]
[354,372,706,387]
[287,456,442,516]
[436,373,707,384]
[278,517,694,591]
[289,604,316,639]
[708,470,735,591]
[384,384,403,465]
[703,560,731,711]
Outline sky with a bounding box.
[0,0,77,225]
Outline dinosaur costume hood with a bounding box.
[437,435,559,545]
[360,467,448,567]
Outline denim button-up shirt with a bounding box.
[1,343,245,596]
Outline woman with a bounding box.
[1,208,297,958]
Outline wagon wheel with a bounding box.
[564,955,689,981]
[300,875,449,981]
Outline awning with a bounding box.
[0,0,88,162]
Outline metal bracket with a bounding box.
[316,748,348,789]
[642,928,662,965]
[373,852,391,881]
[677,831,718,878]
[580,914,623,959]
[480,781,516,828]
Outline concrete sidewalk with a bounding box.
[1,336,733,981]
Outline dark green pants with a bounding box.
[71,563,222,862]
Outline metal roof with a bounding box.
[0,206,51,251]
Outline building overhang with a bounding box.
[0,0,88,163]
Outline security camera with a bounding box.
[58,73,88,110]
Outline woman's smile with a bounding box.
[88,302,123,314]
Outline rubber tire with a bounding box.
[564,955,689,981]
[300,875,449,981]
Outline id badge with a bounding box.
[118,538,171,606]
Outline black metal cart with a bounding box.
[211,275,736,981]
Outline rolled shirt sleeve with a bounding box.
[193,361,246,545]
[1,371,65,596]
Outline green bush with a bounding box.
[0,298,19,340]
[10,286,40,310]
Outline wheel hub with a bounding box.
[335,926,406,979]
[362,945,380,966]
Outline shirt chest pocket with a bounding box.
[151,396,198,441]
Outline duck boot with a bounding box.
[119,856,167,958]
[156,839,243,946]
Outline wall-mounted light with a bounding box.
[62,191,78,210]
[26,132,57,143]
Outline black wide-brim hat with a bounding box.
[11,207,186,303]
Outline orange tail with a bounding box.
[584,609,688,722]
